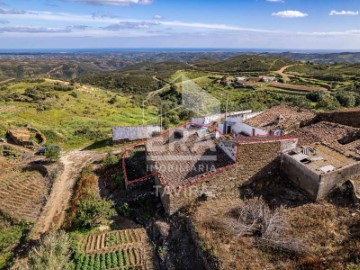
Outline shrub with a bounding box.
[45,145,61,162]
[28,231,71,270]
[317,94,341,111]
[103,152,119,167]
[70,91,78,98]
[75,194,116,228]
[335,91,357,107]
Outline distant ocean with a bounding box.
[0,48,358,54]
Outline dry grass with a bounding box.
[191,197,360,270]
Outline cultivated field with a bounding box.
[76,229,155,270]
[0,168,49,222]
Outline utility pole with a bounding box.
[160,99,163,131]
[225,91,229,122]
[224,91,229,134]
[142,99,145,126]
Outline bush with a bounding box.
[317,94,341,110]
[75,194,116,228]
[335,91,357,107]
[103,152,119,167]
[70,91,78,98]
[45,145,61,162]
[28,231,71,270]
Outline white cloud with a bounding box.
[65,0,152,5]
[267,0,284,3]
[272,10,308,18]
[330,10,359,16]
[154,15,163,20]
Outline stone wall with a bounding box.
[164,140,284,215]
[318,161,360,199]
[314,110,360,128]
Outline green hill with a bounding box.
[0,79,159,149]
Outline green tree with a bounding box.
[45,146,61,162]
[335,91,356,107]
[317,94,341,111]
[28,231,71,270]
[75,194,116,228]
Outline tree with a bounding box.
[45,146,61,162]
[317,94,341,111]
[75,194,116,228]
[335,91,356,107]
[28,231,71,270]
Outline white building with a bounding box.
[112,125,161,142]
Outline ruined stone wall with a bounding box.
[315,110,360,128]
[236,141,282,184]
[166,141,283,215]
[318,161,360,199]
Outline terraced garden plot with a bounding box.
[0,169,49,222]
[78,229,155,270]
[75,249,144,270]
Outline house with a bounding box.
[123,123,298,214]
[112,125,161,142]
[122,107,360,215]
[235,76,248,82]
[259,76,278,83]
[242,105,316,136]
[191,110,253,128]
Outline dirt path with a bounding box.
[31,150,105,240]
[275,64,296,82]
[46,65,63,77]
[0,78,15,84]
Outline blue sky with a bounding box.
[1,0,360,49]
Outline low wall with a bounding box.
[314,110,360,128]
[318,161,360,199]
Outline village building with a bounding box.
[190,110,254,128]
[123,123,298,214]
[112,125,161,142]
[243,105,316,136]
[122,107,360,215]
[259,75,278,83]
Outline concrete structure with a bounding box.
[112,125,161,142]
[281,144,360,200]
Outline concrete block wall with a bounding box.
[281,154,321,199]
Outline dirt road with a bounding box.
[0,78,15,84]
[275,64,296,82]
[31,150,105,240]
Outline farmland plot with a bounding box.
[76,229,155,270]
[0,168,50,222]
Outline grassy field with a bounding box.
[0,80,159,149]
